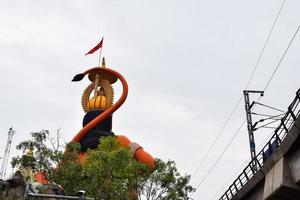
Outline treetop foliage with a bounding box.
[12,130,195,200]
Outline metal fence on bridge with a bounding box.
[219,89,300,200]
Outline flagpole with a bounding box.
[95,37,103,98]
[98,37,104,67]
[94,46,102,98]
[98,47,103,67]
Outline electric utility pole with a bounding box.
[243,90,264,171]
[0,127,15,180]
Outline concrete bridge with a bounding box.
[219,89,300,200]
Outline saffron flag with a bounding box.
[85,37,104,56]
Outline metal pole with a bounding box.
[0,127,15,179]
[98,37,104,67]
[98,47,103,67]
[78,190,86,200]
[243,90,264,171]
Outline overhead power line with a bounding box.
[263,25,300,92]
[194,120,246,190]
[244,0,287,90]
[191,0,287,179]
[191,95,242,178]
[193,24,299,195]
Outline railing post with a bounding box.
[288,105,297,120]
[255,157,261,168]
[225,192,229,200]
[249,162,256,174]
[79,190,86,200]
[221,194,226,200]
[238,175,243,187]
[233,181,238,192]
[275,131,282,143]
[296,89,300,99]
[281,119,288,133]
[243,169,249,181]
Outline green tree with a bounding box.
[54,137,195,200]
[11,130,63,180]
[139,159,195,200]
[52,142,86,194]
[53,136,149,200]
[12,132,195,200]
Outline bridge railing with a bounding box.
[219,89,300,200]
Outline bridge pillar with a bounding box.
[263,157,300,200]
[288,139,300,185]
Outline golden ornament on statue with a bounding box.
[81,58,115,113]
[88,95,107,110]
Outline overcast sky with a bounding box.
[0,0,300,199]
